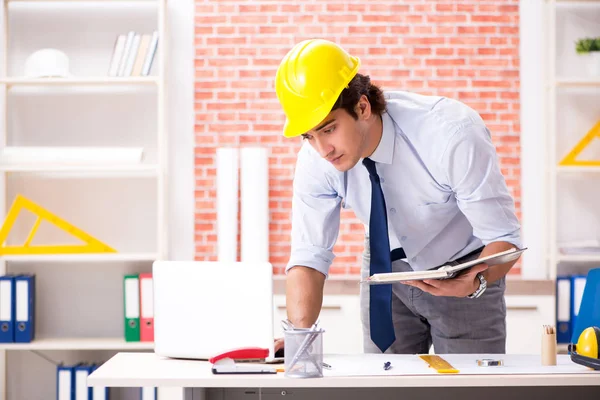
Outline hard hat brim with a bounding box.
[282,56,361,138]
[282,100,337,138]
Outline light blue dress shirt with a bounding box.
[286,90,522,276]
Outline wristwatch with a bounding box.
[467,273,487,299]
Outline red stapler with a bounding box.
[209,347,270,364]
[210,347,276,375]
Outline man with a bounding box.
[275,39,522,354]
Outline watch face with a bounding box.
[469,274,486,298]
[478,274,487,289]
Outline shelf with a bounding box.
[0,337,154,351]
[0,164,159,177]
[6,0,157,4]
[556,165,600,174]
[555,77,600,87]
[0,77,159,86]
[1,253,158,262]
[556,1,600,6]
[557,253,600,262]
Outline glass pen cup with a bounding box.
[284,328,325,378]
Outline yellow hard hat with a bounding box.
[576,326,600,359]
[275,39,361,138]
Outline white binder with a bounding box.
[141,387,157,400]
[0,275,14,343]
[57,365,73,400]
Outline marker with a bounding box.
[383,361,392,371]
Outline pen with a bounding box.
[287,323,320,371]
[383,361,392,371]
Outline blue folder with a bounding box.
[57,364,75,400]
[0,275,15,343]
[14,274,35,343]
[139,387,157,400]
[91,363,110,400]
[571,268,600,344]
[569,274,587,342]
[556,275,572,343]
[74,363,95,400]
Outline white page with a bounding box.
[322,354,595,377]
[365,248,526,283]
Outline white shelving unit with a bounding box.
[555,77,600,86]
[0,337,155,351]
[0,76,160,85]
[546,0,600,281]
[0,0,168,399]
[0,253,160,263]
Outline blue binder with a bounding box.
[140,387,157,400]
[0,275,15,343]
[571,268,600,344]
[57,364,75,400]
[556,275,572,343]
[91,363,110,400]
[569,274,587,342]
[14,274,35,343]
[74,363,95,400]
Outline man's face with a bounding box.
[301,100,370,172]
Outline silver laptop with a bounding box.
[152,260,277,361]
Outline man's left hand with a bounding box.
[401,264,488,297]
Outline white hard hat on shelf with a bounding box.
[24,48,71,78]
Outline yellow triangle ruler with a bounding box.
[419,354,460,374]
[559,121,600,167]
[0,194,117,255]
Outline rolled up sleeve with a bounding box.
[286,147,342,277]
[441,123,522,249]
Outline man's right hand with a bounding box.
[274,337,284,354]
[274,266,324,358]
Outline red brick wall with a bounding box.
[193,1,522,275]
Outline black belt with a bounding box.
[390,247,407,262]
[390,246,485,268]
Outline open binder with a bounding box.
[362,247,527,284]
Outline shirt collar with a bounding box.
[366,111,395,165]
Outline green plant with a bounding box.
[575,37,600,54]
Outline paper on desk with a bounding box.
[322,354,597,377]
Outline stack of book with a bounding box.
[107,31,159,77]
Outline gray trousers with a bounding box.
[360,239,507,354]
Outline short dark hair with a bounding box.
[330,73,386,119]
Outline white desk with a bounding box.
[88,353,600,400]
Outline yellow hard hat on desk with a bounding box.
[275,39,361,138]
[569,326,600,370]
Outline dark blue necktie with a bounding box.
[363,157,395,353]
